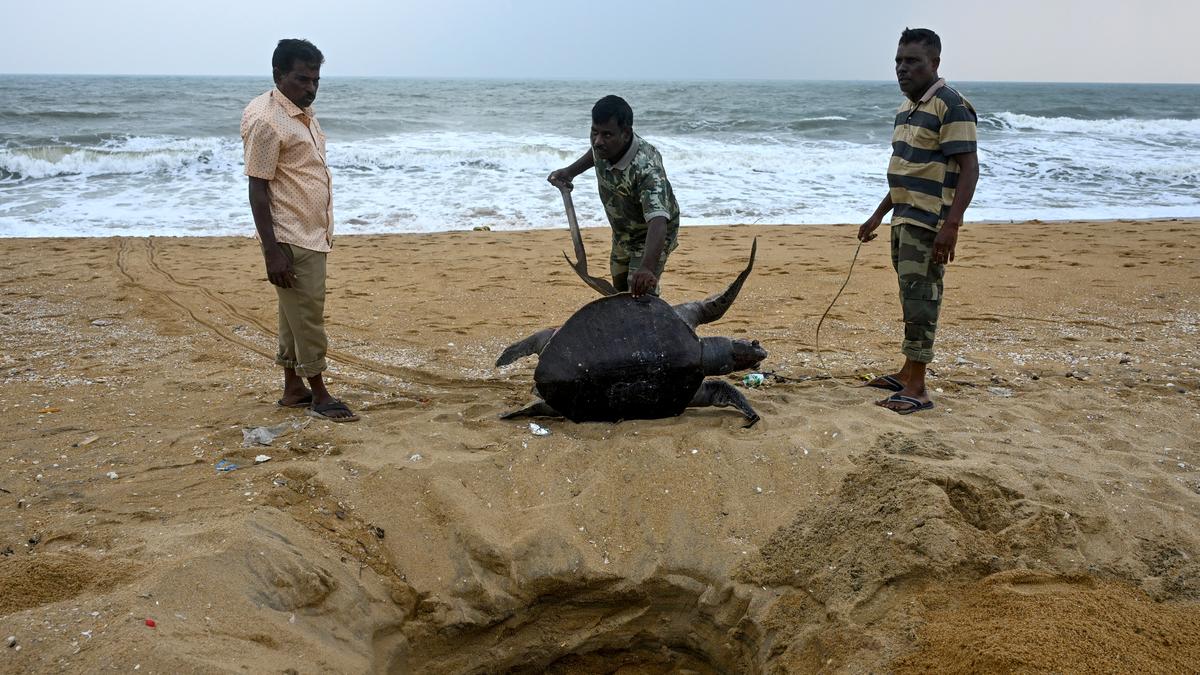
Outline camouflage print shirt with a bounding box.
[593,134,680,254]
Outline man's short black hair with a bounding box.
[899,28,941,56]
[592,95,633,130]
[272,39,325,74]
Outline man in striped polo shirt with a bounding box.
[858,28,979,414]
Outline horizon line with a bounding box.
[1,72,1198,87]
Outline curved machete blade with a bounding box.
[560,186,618,296]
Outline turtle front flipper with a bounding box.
[688,379,760,427]
[673,238,757,329]
[496,328,557,367]
[500,399,562,420]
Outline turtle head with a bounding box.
[731,338,767,371]
[701,337,767,375]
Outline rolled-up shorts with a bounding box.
[274,243,328,377]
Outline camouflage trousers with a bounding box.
[890,223,945,364]
[610,236,676,296]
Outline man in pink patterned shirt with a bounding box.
[242,38,357,422]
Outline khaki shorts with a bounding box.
[274,243,328,377]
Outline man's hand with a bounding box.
[858,214,883,243]
[547,169,574,191]
[630,267,658,297]
[932,223,959,265]
[264,245,296,288]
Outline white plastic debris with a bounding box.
[254,455,271,464]
[409,453,422,462]
[106,471,119,480]
[242,419,309,447]
[529,422,551,436]
[988,386,1014,398]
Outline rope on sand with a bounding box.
[814,239,864,381]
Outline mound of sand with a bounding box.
[895,570,1200,673]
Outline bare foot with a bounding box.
[277,388,313,408]
[863,373,905,392]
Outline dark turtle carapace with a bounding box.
[496,239,766,426]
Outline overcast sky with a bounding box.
[2,0,1196,83]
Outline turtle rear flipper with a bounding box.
[500,399,562,420]
[496,328,556,367]
[673,238,757,329]
[689,379,760,427]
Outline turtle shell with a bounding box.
[534,295,704,422]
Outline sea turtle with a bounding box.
[496,238,766,426]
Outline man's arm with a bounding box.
[630,216,668,297]
[931,151,978,264]
[858,193,894,242]
[548,150,596,191]
[248,177,296,288]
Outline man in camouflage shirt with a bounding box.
[549,95,680,297]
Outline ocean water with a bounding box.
[1,76,1198,237]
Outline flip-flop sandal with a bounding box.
[307,399,360,423]
[879,394,935,415]
[863,375,905,392]
[276,392,314,409]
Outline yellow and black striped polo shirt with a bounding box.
[887,79,977,232]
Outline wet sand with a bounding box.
[1,220,1198,672]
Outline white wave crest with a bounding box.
[988,112,1200,136]
[0,137,239,179]
[1,127,1198,237]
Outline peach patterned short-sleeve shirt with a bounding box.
[241,89,334,252]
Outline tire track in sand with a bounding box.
[116,238,510,397]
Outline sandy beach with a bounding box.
[1,219,1198,673]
